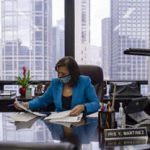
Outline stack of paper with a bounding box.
[0,90,16,99]
[15,99,47,117]
[9,99,83,126]
[8,99,48,123]
[44,110,83,123]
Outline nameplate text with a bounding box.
[104,127,148,140]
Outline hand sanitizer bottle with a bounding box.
[117,102,126,128]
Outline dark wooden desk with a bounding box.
[0,112,150,150]
[0,96,55,112]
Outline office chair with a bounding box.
[79,65,104,101]
[0,142,78,150]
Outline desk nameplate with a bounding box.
[104,127,148,141]
[105,138,148,146]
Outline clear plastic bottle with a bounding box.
[117,102,126,128]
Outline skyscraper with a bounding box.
[75,0,91,64]
[1,0,52,80]
[110,0,149,80]
[51,19,64,78]
[102,18,111,80]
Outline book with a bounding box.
[0,90,16,99]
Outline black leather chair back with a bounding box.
[79,65,103,101]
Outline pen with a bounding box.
[107,101,111,112]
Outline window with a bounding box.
[75,0,149,82]
[0,0,64,80]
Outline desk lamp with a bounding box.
[124,48,150,96]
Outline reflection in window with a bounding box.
[75,0,149,84]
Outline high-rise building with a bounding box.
[110,0,149,80]
[75,0,91,64]
[102,18,111,80]
[51,19,64,78]
[1,0,52,80]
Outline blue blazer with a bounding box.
[29,75,100,114]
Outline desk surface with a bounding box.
[0,96,55,112]
[0,113,150,150]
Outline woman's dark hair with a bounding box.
[55,56,80,86]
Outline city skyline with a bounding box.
[1,0,149,82]
[1,0,54,80]
[110,0,149,80]
[0,0,110,47]
[52,0,110,46]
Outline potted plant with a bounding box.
[17,67,30,97]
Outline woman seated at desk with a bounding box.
[14,56,100,116]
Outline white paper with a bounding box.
[86,112,98,118]
[45,110,71,120]
[0,91,16,96]
[45,110,83,123]
[128,111,150,123]
[49,114,83,123]
[15,99,47,117]
[8,112,37,122]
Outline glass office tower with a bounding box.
[110,0,149,80]
[75,0,91,64]
[1,0,52,80]
[102,18,111,80]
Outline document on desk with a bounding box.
[15,99,46,117]
[45,110,83,123]
[45,110,71,119]
[8,112,37,122]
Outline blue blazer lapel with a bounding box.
[71,86,77,108]
[56,83,63,109]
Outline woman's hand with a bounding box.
[70,104,85,116]
[14,100,29,110]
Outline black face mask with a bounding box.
[58,74,71,83]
